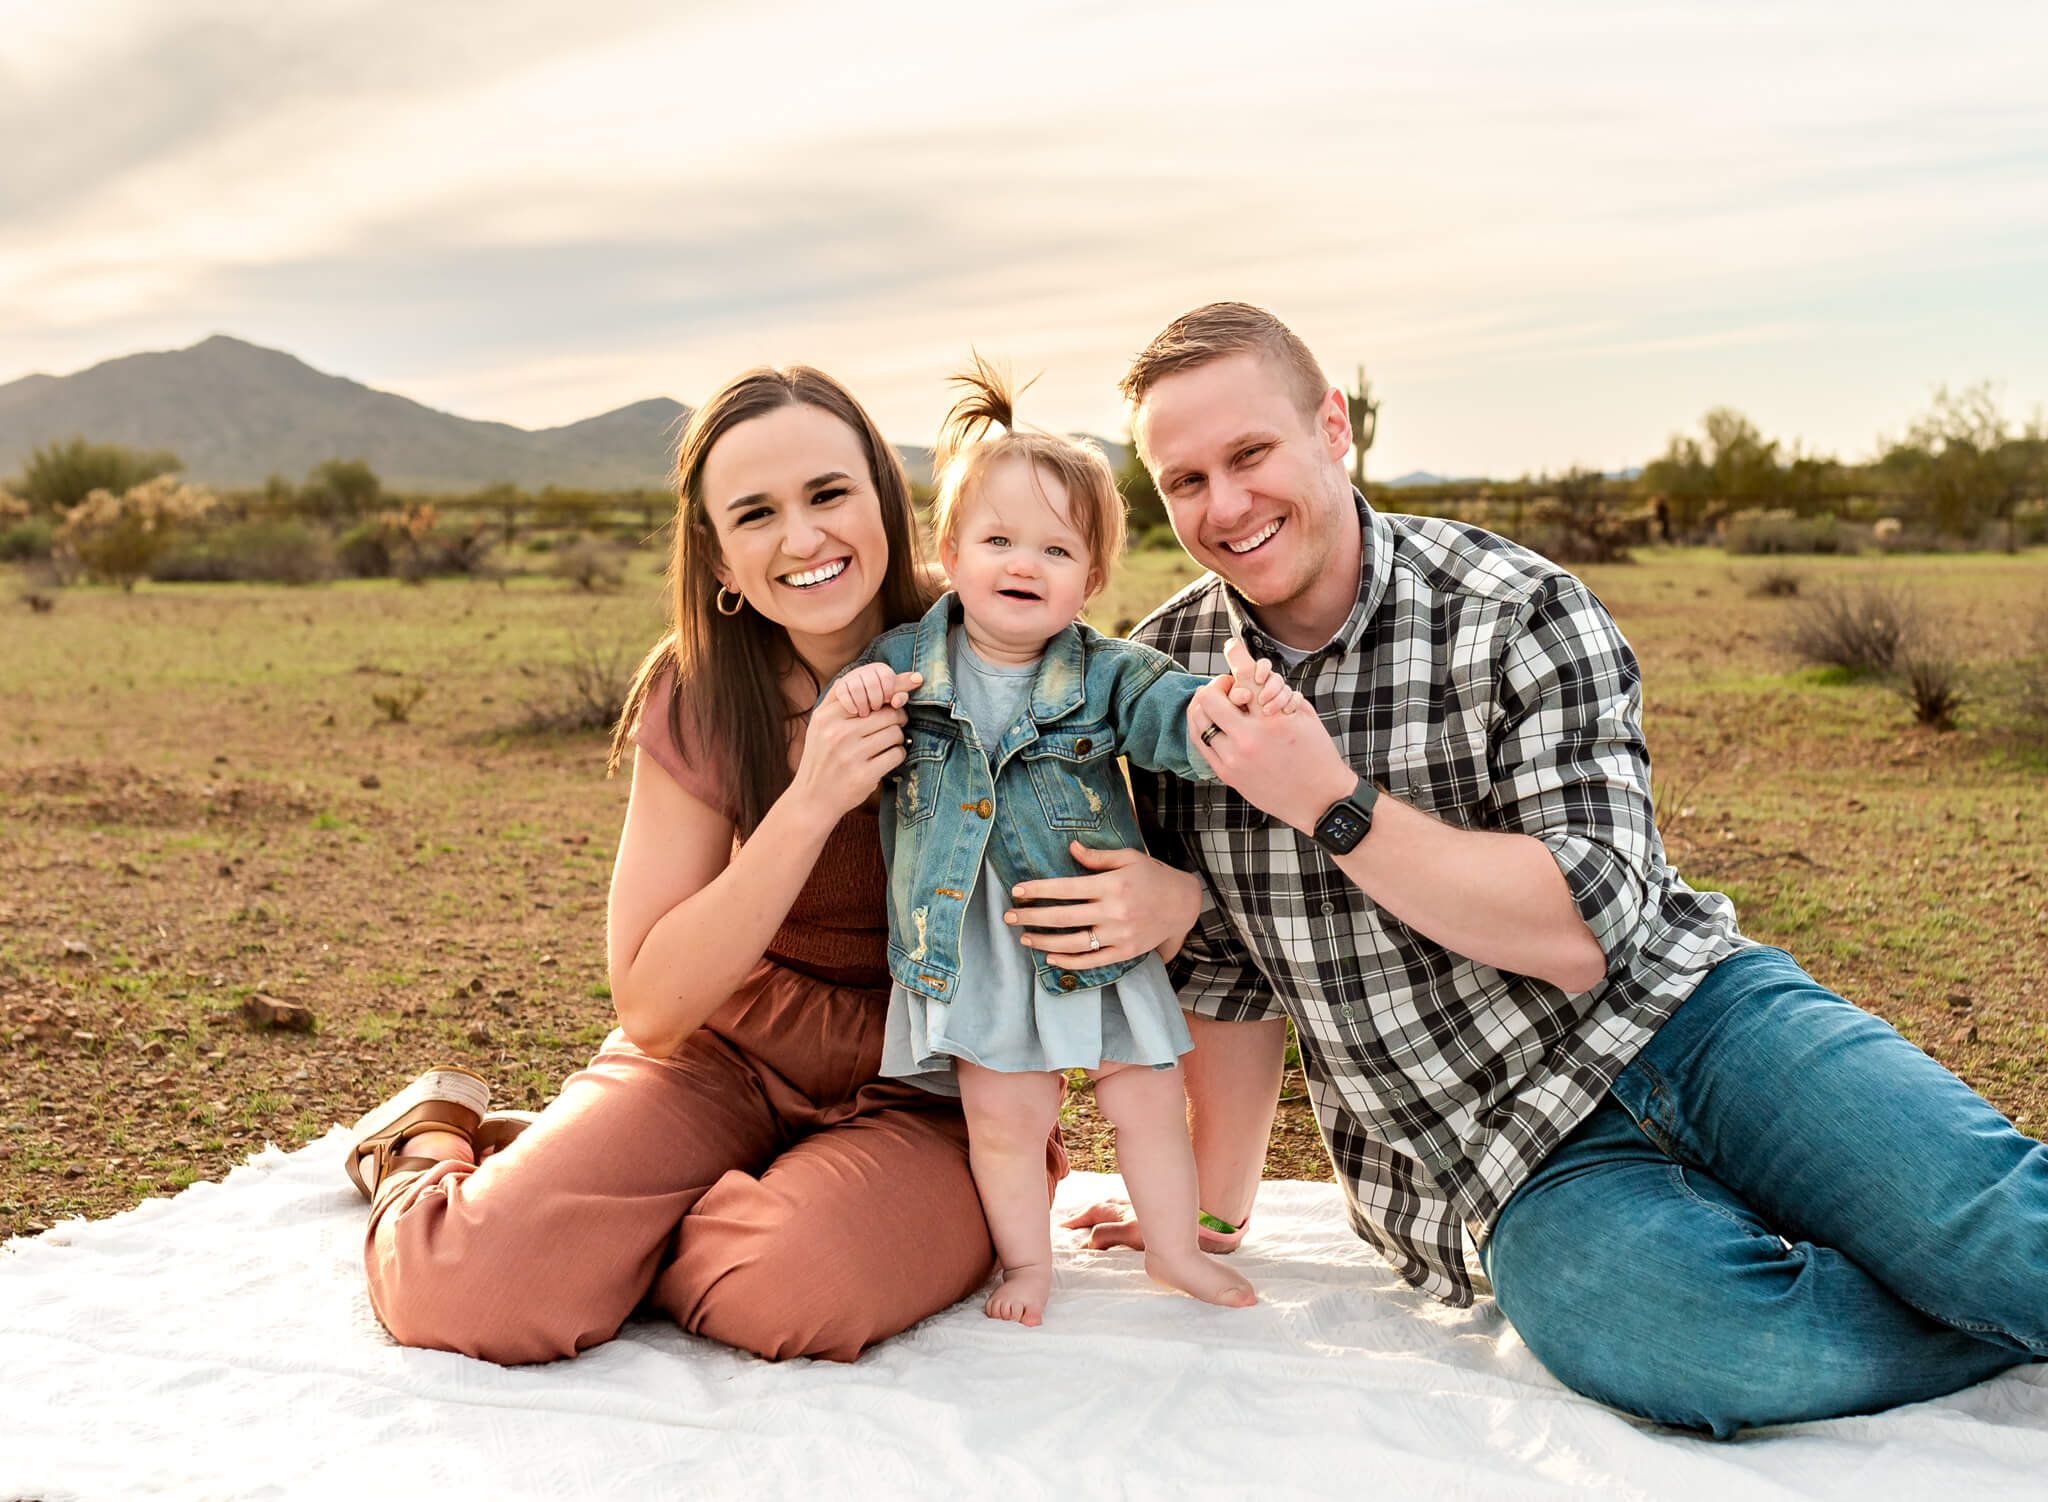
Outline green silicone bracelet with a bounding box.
[1197,1210,1241,1236]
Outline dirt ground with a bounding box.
[3,546,2044,1240]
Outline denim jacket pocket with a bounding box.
[893,728,954,829]
[1020,732,1118,831]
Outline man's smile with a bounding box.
[1222,518,1283,555]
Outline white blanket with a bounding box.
[3,1130,2044,1501]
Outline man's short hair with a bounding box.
[1119,302,1332,420]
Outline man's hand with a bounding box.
[1005,842,1203,967]
[833,663,918,717]
[1192,641,1354,833]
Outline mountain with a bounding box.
[0,336,689,493]
[1383,467,1644,488]
[0,335,1142,496]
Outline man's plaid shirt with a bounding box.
[1130,497,1748,1304]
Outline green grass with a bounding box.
[351,1014,399,1045]
[2,543,2045,1225]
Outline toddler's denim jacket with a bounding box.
[848,592,1218,1004]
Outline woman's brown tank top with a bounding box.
[628,669,889,990]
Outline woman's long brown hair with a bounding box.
[607,366,931,836]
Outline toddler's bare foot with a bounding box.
[984,1263,1052,1326]
[1145,1248,1256,1308]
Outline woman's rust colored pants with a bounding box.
[364,960,1057,1363]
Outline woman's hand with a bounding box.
[790,670,922,822]
[1004,841,1204,967]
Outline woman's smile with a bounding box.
[780,556,850,590]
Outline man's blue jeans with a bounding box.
[1482,945,2046,1436]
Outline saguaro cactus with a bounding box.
[1347,365,1379,490]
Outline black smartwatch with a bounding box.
[1311,774,1378,855]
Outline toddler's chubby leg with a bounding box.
[1091,1062,1256,1309]
[955,1062,1067,1326]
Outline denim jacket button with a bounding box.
[975,797,993,819]
[1074,738,1093,756]
[1057,973,1079,992]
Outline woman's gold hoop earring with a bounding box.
[714,587,745,617]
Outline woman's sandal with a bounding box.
[344,1066,491,1201]
[473,1110,540,1161]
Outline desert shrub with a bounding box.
[0,488,27,524]
[1745,565,1803,598]
[299,457,382,523]
[153,520,333,584]
[518,633,635,733]
[1723,509,1843,555]
[2017,606,2048,736]
[433,525,501,579]
[2,520,54,562]
[1510,472,1641,565]
[336,521,396,578]
[14,560,61,613]
[371,681,427,723]
[549,537,626,592]
[397,518,499,582]
[1782,578,1919,674]
[336,505,497,582]
[1870,521,1952,554]
[1893,641,1968,731]
[55,476,216,589]
[1652,753,1723,841]
[16,437,183,515]
[524,536,555,554]
[218,520,330,584]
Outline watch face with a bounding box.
[1318,808,1367,853]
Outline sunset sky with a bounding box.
[5,0,2045,477]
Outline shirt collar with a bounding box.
[1220,488,1391,663]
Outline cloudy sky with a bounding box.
[5,0,2045,477]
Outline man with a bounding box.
[1074,302,2047,1436]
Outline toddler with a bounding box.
[834,359,1295,1325]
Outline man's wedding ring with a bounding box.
[1088,930,1102,951]
[1200,723,1222,745]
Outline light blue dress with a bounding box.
[881,629,1194,1098]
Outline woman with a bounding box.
[343,365,1202,1362]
